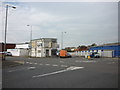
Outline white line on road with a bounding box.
[32,66,84,78]
[28,58,32,59]
[34,63,37,65]
[8,67,27,72]
[75,61,82,62]
[28,67,36,70]
[26,62,29,64]
[107,62,115,64]
[29,62,33,64]
[61,65,68,67]
[60,61,64,63]
[52,65,58,67]
[45,64,50,66]
[75,61,96,63]
[39,64,43,65]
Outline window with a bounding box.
[38,50,41,53]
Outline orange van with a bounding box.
[60,50,67,58]
[60,50,71,58]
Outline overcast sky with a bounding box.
[0,1,118,48]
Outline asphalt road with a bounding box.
[2,56,118,88]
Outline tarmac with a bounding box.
[0,56,119,69]
[0,58,24,69]
[3,56,118,88]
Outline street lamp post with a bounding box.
[27,25,32,57]
[3,5,16,60]
[61,32,66,50]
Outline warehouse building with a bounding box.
[0,43,16,52]
[77,42,120,58]
[7,43,29,57]
[0,43,16,58]
[89,43,120,57]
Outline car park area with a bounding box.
[2,56,118,88]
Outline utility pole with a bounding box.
[61,32,66,50]
[27,25,32,58]
[3,5,16,60]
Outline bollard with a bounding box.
[85,55,87,58]
[87,56,91,59]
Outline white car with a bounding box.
[56,51,60,57]
[0,52,12,56]
[90,52,100,58]
[6,52,12,56]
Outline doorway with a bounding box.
[46,49,49,57]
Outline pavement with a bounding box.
[2,56,119,88]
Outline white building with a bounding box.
[7,43,29,57]
[31,38,58,57]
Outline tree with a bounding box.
[91,43,97,46]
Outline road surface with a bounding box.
[2,57,118,88]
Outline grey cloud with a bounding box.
[1,2,118,48]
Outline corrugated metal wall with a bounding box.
[89,45,120,57]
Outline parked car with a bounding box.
[90,52,100,58]
[56,51,60,57]
[67,53,72,58]
[0,52,12,56]
[6,52,12,56]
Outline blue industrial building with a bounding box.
[89,43,120,57]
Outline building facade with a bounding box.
[7,43,29,57]
[0,43,16,52]
[31,38,58,57]
[89,43,120,57]
[0,43,16,58]
[77,43,120,57]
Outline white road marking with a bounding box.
[28,58,32,59]
[75,61,96,63]
[39,64,43,65]
[75,61,82,62]
[45,64,50,66]
[28,67,36,70]
[52,65,58,67]
[61,65,68,67]
[32,66,84,78]
[107,62,115,64]
[34,63,37,65]
[29,62,33,64]
[8,67,27,72]
[26,62,29,64]
[60,61,64,63]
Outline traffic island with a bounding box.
[2,60,24,69]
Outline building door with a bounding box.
[51,49,57,56]
[46,49,49,57]
[102,50,113,57]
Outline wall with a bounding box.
[77,50,113,57]
[89,45,120,57]
[19,49,29,56]
[31,38,58,57]
[0,43,16,52]
[75,45,120,57]
[7,49,20,56]
[16,44,29,49]
[7,49,29,57]
[101,50,113,57]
